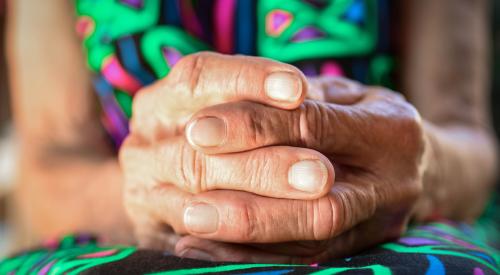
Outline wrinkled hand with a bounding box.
[174,76,427,263]
[120,52,328,251]
[120,52,427,263]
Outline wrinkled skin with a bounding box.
[120,52,427,263]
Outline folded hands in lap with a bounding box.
[119,52,427,263]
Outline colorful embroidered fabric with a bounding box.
[1,221,498,274]
[73,0,395,147]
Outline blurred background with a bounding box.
[0,0,16,257]
[0,0,16,256]
[494,0,500,139]
[0,1,499,258]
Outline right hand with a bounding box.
[119,52,336,251]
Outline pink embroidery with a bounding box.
[102,55,142,94]
[266,10,293,37]
[473,267,485,275]
[162,47,183,68]
[75,16,95,39]
[78,249,118,259]
[39,260,56,275]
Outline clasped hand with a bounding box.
[120,52,427,263]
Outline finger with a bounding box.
[177,216,402,263]
[131,52,308,138]
[175,236,296,263]
[185,100,366,156]
[134,224,181,252]
[187,86,416,158]
[307,76,365,104]
[167,52,308,108]
[136,136,335,199]
[175,237,333,264]
[181,182,376,243]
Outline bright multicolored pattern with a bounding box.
[258,0,378,62]
[0,235,136,274]
[74,0,394,147]
[2,0,496,274]
[1,221,498,274]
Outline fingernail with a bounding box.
[265,72,302,102]
[288,160,328,193]
[328,80,361,94]
[187,117,226,147]
[180,248,214,261]
[331,80,350,91]
[184,203,219,233]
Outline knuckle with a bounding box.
[294,101,325,147]
[374,91,424,158]
[394,103,425,157]
[234,201,259,242]
[177,142,207,193]
[241,149,276,193]
[396,101,422,133]
[321,186,377,240]
[240,102,285,147]
[244,105,267,146]
[313,197,342,241]
[169,52,211,96]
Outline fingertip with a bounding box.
[288,157,334,199]
[185,116,227,150]
[174,236,190,254]
[183,202,220,235]
[324,78,365,105]
[288,160,327,194]
[264,70,306,109]
[174,236,202,259]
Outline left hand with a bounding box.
[174,77,428,263]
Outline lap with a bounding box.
[1,221,498,275]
